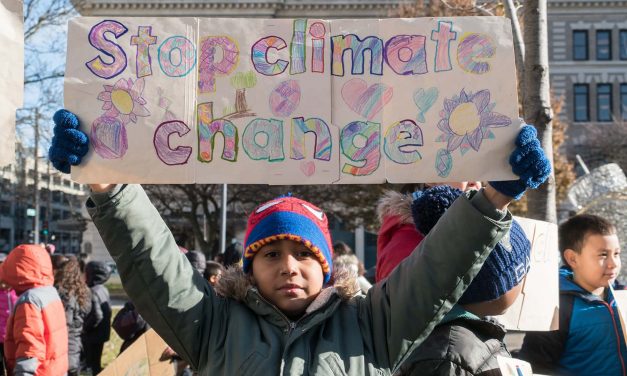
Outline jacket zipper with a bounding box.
[602,300,626,376]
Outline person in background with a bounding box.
[332,241,353,257]
[54,257,92,376]
[82,261,112,375]
[0,254,17,376]
[333,254,372,294]
[204,261,225,286]
[0,244,68,374]
[519,214,624,375]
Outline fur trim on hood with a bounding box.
[214,266,361,303]
[376,190,414,225]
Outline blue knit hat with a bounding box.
[243,196,334,283]
[411,185,531,304]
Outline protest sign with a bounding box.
[0,0,24,167]
[99,329,174,376]
[497,217,560,331]
[65,16,520,184]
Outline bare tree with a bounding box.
[522,0,557,223]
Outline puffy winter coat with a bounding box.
[397,306,510,375]
[375,191,425,282]
[0,244,68,375]
[87,184,511,375]
[83,261,112,344]
[519,267,627,375]
[60,291,91,372]
[0,287,17,342]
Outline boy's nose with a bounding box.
[280,254,299,275]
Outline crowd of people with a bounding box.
[0,109,621,375]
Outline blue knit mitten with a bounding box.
[489,125,552,200]
[48,109,89,174]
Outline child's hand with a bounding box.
[48,109,89,174]
[489,125,552,200]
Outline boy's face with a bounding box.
[251,239,324,319]
[565,233,621,294]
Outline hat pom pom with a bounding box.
[411,185,463,235]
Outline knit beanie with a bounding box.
[243,196,334,284]
[411,185,531,304]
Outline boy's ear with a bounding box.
[564,249,579,269]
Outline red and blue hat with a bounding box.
[243,196,334,283]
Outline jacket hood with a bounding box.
[214,266,360,303]
[85,261,111,286]
[0,244,54,291]
[376,190,414,225]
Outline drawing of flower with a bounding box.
[97,77,150,125]
[436,89,511,154]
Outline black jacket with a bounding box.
[397,317,509,376]
[60,292,91,372]
[83,261,112,344]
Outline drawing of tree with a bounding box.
[229,71,257,118]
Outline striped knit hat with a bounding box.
[243,196,334,283]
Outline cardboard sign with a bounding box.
[612,288,627,346]
[65,16,521,184]
[497,356,533,376]
[497,217,560,331]
[0,0,23,167]
[99,329,175,376]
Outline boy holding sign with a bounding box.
[49,110,550,375]
[520,214,625,375]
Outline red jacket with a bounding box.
[375,191,425,282]
[0,245,68,375]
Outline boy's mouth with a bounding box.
[278,283,303,292]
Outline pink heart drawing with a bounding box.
[341,78,393,120]
[300,161,316,177]
[91,116,128,159]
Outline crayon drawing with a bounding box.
[435,148,453,178]
[436,89,511,155]
[226,70,258,119]
[341,78,392,121]
[91,116,128,159]
[413,87,438,123]
[269,80,301,117]
[97,77,150,125]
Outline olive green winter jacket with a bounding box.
[87,184,511,375]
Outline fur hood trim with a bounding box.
[376,190,414,225]
[214,266,361,303]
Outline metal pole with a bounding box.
[220,184,228,254]
[33,110,40,245]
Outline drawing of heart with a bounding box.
[341,78,393,120]
[300,161,316,176]
[91,116,128,159]
[413,87,439,123]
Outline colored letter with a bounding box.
[158,36,196,77]
[384,35,427,75]
[154,120,192,165]
[130,26,157,78]
[242,118,285,161]
[197,102,238,162]
[457,33,495,74]
[290,117,332,161]
[331,34,383,76]
[340,121,380,176]
[251,36,289,76]
[309,22,326,73]
[384,119,423,164]
[290,19,307,74]
[85,20,128,79]
[198,36,239,93]
[430,21,457,72]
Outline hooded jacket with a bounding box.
[0,244,68,375]
[519,267,627,375]
[87,184,511,375]
[83,260,112,344]
[376,191,425,282]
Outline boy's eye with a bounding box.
[296,250,314,258]
[264,251,280,258]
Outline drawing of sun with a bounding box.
[436,89,511,155]
[97,77,150,125]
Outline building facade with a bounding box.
[0,152,86,254]
[548,0,627,172]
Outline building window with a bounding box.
[621,30,627,60]
[621,84,627,120]
[573,30,588,60]
[597,84,613,122]
[596,30,612,60]
[574,84,589,122]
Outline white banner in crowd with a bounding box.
[65,16,521,184]
[0,0,24,167]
